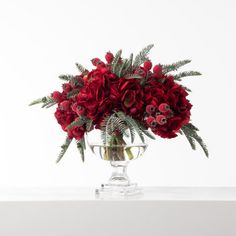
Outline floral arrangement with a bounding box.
[30,44,208,162]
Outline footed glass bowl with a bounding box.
[87,130,147,196]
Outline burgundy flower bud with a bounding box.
[105,52,114,64]
[91,58,101,66]
[146,105,156,115]
[62,83,72,93]
[156,115,167,125]
[51,91,62,103]
[153,64,163,77]
[60,100,70,111]
[143,60,152,70]
[158,103,170,113]
[146,116,157,128]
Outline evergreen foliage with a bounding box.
[111,50,122,76]
[56,136,72,163]
[120,53,133,76]
[181,123,209,157]
[75,63,87,74]
[76,137,86,162]
[29,96,56,108]
[66,89,80,99]
[174,71,201,81]
[58,74,74,81]
[162,60,191,74]
[66,116,88,130]
[133,44,154,68]
[101,113,130,144]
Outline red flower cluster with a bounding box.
[52,51,192,140]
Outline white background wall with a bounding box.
[0,0,235,188]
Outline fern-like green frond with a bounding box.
[76,137,86,162]
[133,44,154,68]
[67,89,80,99]
[56,136,72,163]
[174,71,201,81]
[85,119,93,131]
[116,112,145,143]
[162,60,191,74]
[58,74,74,81]
[178,84,192,92]
[121,53,133,76]
[181,127,196,150]
[75,63,87,74]
[111,50,122,76]
[101,114,129,144]
[41,96,56,108]
[66,117,87,130]
[181,124,209,157]
[185,123,199,131]
[118,59,128,77]
[138,124,156,140]
[29,97,47,106]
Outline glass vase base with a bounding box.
[95,183,142,198]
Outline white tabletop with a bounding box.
[0,187,236,201]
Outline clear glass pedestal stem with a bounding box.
[95,161,141,197]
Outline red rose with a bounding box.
[118,78,144,119]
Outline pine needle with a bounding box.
[133,44,154,68]
[162,60,191,74]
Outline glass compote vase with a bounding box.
[87,129,147,197]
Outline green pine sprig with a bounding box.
[181,123,209,157]
[75,63,87,74]
[66,116,88,130]
[58,74,74,81]
[29,96,56,108]
[162,60,191,74]
[111,50,122,76]
[76,137,86,162]
[174,71,201,81]
[56,136,72,163]
[101,113,130,144]
[120,53,133,76]
[66,89,80,99]
[133,44,154,69]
